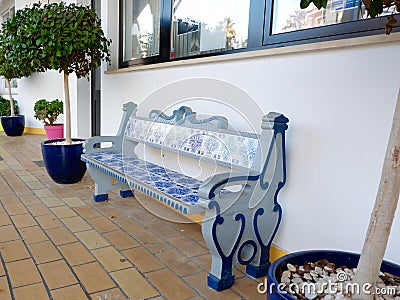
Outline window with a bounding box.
[122,0,162,61]
[119,0,399,67]
[171,0,250,59]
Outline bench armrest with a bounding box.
[198,172,260,200]
[83,136,122,154]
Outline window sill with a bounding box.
[105,32,400,74]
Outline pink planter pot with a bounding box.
[44,124,64,140]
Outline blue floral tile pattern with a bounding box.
[82,151,206,206]
[125,118,259,169]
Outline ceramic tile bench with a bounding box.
[81,102,289,291]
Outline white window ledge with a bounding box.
[106,32,400,74]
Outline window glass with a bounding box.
[171,0,250,59]
[123,0,161,61]
[272,0,395,34]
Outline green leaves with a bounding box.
[0,2,111,79]
[33,99,63,125]
[300,0,328,9]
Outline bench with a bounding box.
[81,102,289,291]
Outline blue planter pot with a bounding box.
[267,250,400,299]
[1,115,25,136]
[41,138,87,184]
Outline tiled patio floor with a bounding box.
[0,133,267,300]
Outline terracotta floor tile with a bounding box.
[19,174,37,183]
[147,268,198,299]
[73,262,115,294]
[19,226,48,244]
[28,241,62,264]
[231,276,266,300]
[0,276,12,300]
[51,284,87,300]
[27,204,51,217]
[74,206,101,219]
[50,206,77,219]
[40,197,64,208]
[0,194,18,205]
[19,195,42,206]
[62,196,86,207]
[185,271,241,300]
[34,189,55,199]
[11,213,37,228]
[25,181,45,190]
[4,203,27,216]
[103,230,139,250]
[62,216,92,232]
[92,246,132,272]
[7,258,42,287]
[90,288,125,300]
[58,242,95,266]
[75,230,110,250]
[0,225,20,243]
[13,283,49,300]
[35,214,63,230]
[0,212,12,226]
[113,218,147,235]
[157,249,202,277]
[86,216,119,233]
[167,235,209,257]
[39,260,77,290]
[46,227,77,245]
[134,231,172,253]
[148,220,181,239]
[110,268,159,299]
[0,240,30,262]
[123,247,164,273]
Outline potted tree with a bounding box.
[0,12,40,136]
[13,2,110,183]
[33,99,64,139]
[268,2,400,300]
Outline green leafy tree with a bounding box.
[14,2,111,143]
[0,5,43,116]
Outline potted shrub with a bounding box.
[34,99,64,139]
[268,2,400,300]
[14,2,110,183]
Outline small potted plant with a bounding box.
[33,99,64,139]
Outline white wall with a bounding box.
[100,0,400,265]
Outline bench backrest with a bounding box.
[125,106,260,171]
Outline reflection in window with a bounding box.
[171,0,250,59]
[123,0,161,61]
[272,0,397,34]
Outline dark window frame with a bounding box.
[119,0,399,68]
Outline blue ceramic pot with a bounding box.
[1,115,25,136]
[267,250,400,299]
[41,138,86,184]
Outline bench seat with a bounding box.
[82,151,225,213]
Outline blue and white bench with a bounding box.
[81,102,288,291]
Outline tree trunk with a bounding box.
[352,89,400,299]
[7,79,15,117]
[63,72,72,144]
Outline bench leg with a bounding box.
[201,196,282,291]
[86,165,134,202]
[201,202,241,291]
